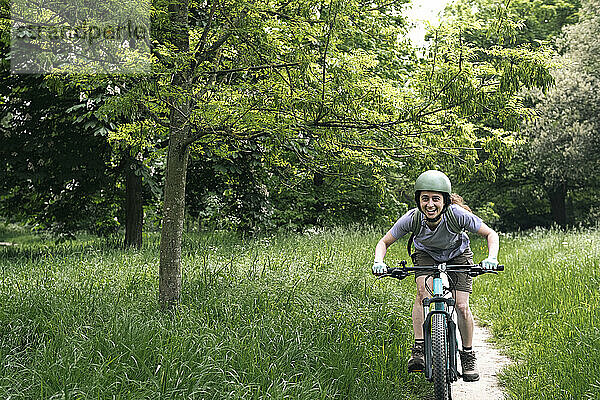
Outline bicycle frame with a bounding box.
[422,270,460,383]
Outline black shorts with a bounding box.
[410,248,474,293]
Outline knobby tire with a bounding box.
[432,313,450,400]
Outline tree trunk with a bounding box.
[159,126,189,309]
[548,183,567,227]
[124,159,143,249]
[159,0,191,310]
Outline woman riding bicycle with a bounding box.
[372,170,499,382]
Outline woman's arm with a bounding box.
[374,232,398,262]
[476,222,499,259]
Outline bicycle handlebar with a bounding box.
[381,261,504,280]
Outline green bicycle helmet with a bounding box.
[414,170,452,221]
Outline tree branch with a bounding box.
[138,101,169,128]
[362,0,405,12]
[182,125,267,148]
[194,0,218,58]
[423,145,468,163]
[201,8,249,60]
[204,62,301,75]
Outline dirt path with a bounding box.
[452,322,511,400]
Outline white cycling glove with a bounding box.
[481,256,498,270]
[372,261,388,275]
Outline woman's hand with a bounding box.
[372,261,388,275]
[481,256,498,270]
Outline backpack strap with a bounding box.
[407,209,423,257]
[445,205,463,234]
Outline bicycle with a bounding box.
[377,261,504,400]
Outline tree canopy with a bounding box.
[521,0,600,225]
[0,0,577,306]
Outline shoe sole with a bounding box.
[408,362,425,373]
[463,375,480,382]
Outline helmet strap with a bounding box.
[425,214,443,223]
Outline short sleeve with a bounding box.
[388,208,418,239]
[451,204,482,233]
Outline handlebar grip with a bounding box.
[385,267,408,279]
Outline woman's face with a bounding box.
[419,191,444,220]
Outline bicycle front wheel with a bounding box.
[431,313,449,400]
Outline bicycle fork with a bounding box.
[422,296,460,383]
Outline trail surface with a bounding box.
[452,322,511,400]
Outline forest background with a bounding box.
[1,0,599,241]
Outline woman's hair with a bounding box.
[450,193,472,213]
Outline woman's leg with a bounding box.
[408,274,432,372]
[453,290,479,381]
[453,290,474,347]
[412,275,430,340]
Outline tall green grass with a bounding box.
[3,225,598,399]
[472,227,600,400]
[0,227,432,399]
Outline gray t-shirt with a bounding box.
[388,204,483,262]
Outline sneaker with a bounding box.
[407,342,425,373]
[459,350,480,382]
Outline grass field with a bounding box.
[0,224,598,399]
[0,226,431,399]
[472,227,600,400]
